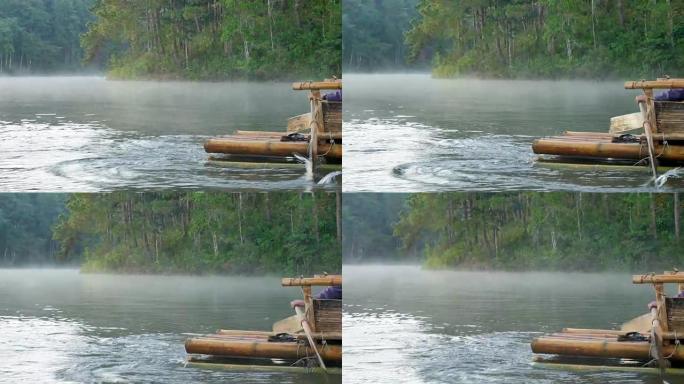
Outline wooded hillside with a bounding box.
[344,192,684,272]
[0,0,95,74]
[83,0,341,79]
[407,0,684,78]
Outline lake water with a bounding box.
[343,265,667,384]
[0,77,340,192]
[343,74,684,192]
[0,269,338,384]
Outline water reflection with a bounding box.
[343,74,682,192]
[343,265,666,383]
[0,77,339,191]
[0,269,337,383]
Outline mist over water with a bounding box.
[0,269,337,384]
[0,77,339,191]
[343,73,684,192]
[343,265,667,384]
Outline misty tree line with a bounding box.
[395,193,683,271]
[0,192,340,275]
[344,193,684,272]
[82,0,341,79]
[342,0,421,71]
[0,194,66,265]
[0,0,95,73]
[407,0,684,78]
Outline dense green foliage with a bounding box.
[407,0,684,78]
[0,0,95,74]
[342,0,420,71]
[0,194,67,265]
[53,192,340,274]
[393,193,683,271]
[342,193,412,262]
[0,193,339,275]
[83,0,341,80]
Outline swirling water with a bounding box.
[343,265,668,384]
[0,269,338,384]
[0,77,339,192]
[343,74,684,192]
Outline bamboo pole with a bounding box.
[292,81,342,91]
[531,336,684,360]
[639,97,659,179]
[533,139,684,161]
[184,337,342,362]
[294,305,326,371]
[282,276,342,286]
[204,138,342,160]
[626,79,684,89]
[532,358,684,375]
[186,359,342,374]
[633,274,684,284]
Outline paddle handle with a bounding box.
[295,305,327,371]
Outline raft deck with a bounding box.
[205,80,342,164]
[205,131,342,162]
[532,271,684,369]
[185,275,342,370]
[533,131,684,163]
[533,79,684,171]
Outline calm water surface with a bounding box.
[343,265,668,384]
[0,269,339,383]
[0,77,340,191]
[343,74,684,192]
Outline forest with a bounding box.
[82,0,341,79]
[407,0,684,78]
[0,192,340,275]
[342,0,420,71]
[0,0,96,74]
[344,192,684,272]
[0,0,341,79]
[342,193,409,263]
[0,194,67,265]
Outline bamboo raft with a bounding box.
[532,271,684,372]
[533,78,684,178]
[204,80,342,164]
[185,275,342,372]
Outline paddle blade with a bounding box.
[273,315,302,334]
[621,313,652,334]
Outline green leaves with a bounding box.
[83,0,341,80]
[52,192,340,275]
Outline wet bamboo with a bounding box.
[533,139,684,161]
[185,337,342,362]
[532,358,684,375]
[186,360,341,374]
[216,329,342,340]
[531,337,684,361]
[204,139,341,160]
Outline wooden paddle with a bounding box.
[621,312,653,334]
[273,315,302,334]
[294,305,327,371]
[610,112,644,134]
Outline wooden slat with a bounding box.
[626,79,684,89]
[633,274,684,284]
[292,81,342,90]
[281,276,342,287]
